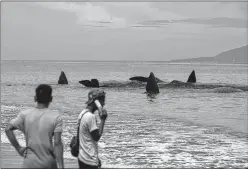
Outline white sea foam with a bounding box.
[1,131,26,147]
[1,105,20,111]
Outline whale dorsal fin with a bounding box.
[187,70,196,83]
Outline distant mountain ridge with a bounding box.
[169,45,248,64]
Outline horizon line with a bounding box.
[1,59,171,62]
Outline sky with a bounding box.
[1,2,247,61]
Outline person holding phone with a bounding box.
[77,89,108,169]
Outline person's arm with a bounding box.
[90,109,108,142]
[54,132,64,169]
[90,119,106,142]
[53,115,64,169]
[5,112,26,156]
[5,124,26,156]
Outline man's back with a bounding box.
[10,107,63,168]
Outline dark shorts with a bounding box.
[78,159,98,169]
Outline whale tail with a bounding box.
[146,72,159,94]
[79,79,100,88]
[79,80,91,87]
[91,79,100,88]
[187,70,196,83]
[58,71,68,84]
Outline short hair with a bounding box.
[35,84,52,104]
[97,95,105,101]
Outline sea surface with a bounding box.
[1,60,248,168]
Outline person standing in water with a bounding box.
[78,89,108,169]
[5,84,64,168]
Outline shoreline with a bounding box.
[1,143,78,168]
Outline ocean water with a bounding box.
[1,60,248,168]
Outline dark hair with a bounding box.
[35,84,52,104]
[97,95,105,102]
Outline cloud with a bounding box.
[2,2,247,61]
[136,17,247,28]
[35,2,127,28]
[100,2,186,22]
[176,17,247,28]
[31,2,248,40]
[35,2,188,29]
[131,2,247,29]
[150,2,247,19]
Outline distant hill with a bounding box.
[169,45,248,64]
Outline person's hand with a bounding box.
[57,163,64,169]
[17,147,27,157]
[100,109,108,120]
[98,158,102,168]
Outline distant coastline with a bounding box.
[1,60,248,66]
[169,45,248,64]
[1,45,248,65]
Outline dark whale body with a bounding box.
[129,76,163,83]
[146,72,159,94]
[129,76,149,82]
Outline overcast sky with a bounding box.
[1,2,247,61]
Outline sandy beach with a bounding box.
[1,143,78,168]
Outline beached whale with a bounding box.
[58,71,68,85]
[79,79,99,88]
[129,76,164,83]
[79,70,196,89]
[130,70,196,84]
[146,72,159,94]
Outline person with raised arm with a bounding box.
[77,89,108,169]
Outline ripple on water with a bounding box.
[1,104,248,168]
[100,114,248,168]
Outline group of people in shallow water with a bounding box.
[5,84,108,169]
